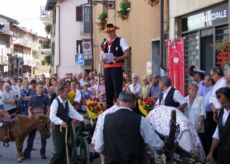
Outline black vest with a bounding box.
[56,98,71,123]
[217,108,230,163]
[103,37,124,60]
[103,109,145,164]
[159,87,180,108]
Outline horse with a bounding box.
[146,105,206,163]
[0,111,50,162]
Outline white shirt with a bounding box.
[93,106,164,153]
[129,83,142,98]
[213,109,230,140]
[156,87,186,106]
[184,96,206,132]
[49,96,84,125]
[74,89,82,103]
[2,90,17,111]
[209,77,227,109]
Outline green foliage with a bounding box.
[44,54,51,65]
[45,24,52,34]
[118,0,131,20]
[98,11,107,21]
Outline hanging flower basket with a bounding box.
[144,0,160,7]
[216,40,230,68]
[117,0,131,20]
[96,11,108,31]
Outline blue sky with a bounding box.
[0,0,47,36]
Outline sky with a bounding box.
[0,0,47,36]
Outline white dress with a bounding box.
[184,96,206,132]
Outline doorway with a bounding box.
[200,35,214,73]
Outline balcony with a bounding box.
[40,6,53,25]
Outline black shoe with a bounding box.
[23,153,31,159]
[41,154,47,159]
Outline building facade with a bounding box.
[0,14,18,77]
[92,0,169,78]
[169,0,228,85]
[45,0,92,78]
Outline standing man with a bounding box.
[23,82,50,159]
[101,23,130,108]
[206,87,230,163]
[156,76,187,111]
[49,84,84,164]
[94,91,164,164]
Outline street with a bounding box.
[0,133,100,164]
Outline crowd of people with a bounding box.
[0,66,229,163]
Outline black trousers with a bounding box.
[104,67,123,108]
[50,123,74,164]
[24,129,46,156]
[204,112,217,155]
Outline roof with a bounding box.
[45,0,57,10]
[12,24,37,37]
[0,14,19,24]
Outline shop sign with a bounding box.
[182,3,228,32]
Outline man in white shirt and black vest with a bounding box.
[94,91,164,164]
[156,76,187,111]
[49,83,84,164]
[206,87,230,164]
[101,24,130,108]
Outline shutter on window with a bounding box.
[76,6,83,21]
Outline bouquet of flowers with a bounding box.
[138,97,155,116]
[86,97,103,120]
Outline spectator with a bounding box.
[67,81,76,104]
[141,76,150,99]
[18,80,34,115]
[203,75,216,154]
[23,82,50,159]
[209,67,227,121]
[2,82,18,116]
[129,74,142,98]
[184,84,205,145]
[156,76,187,111]
[225,68,230,86]
[206,87,230,164]
[81,82,91,101]
[147,75,161,102]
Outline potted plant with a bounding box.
[117,0,131,20]
[96,11,108,31]
[216,40,230,68]
[144,0,160,7]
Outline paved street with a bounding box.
[0,133,100,164]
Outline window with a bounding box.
[83,6,90,33]
[42,60,46,65]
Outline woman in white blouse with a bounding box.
[184,84,206,132]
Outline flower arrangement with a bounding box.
[117,0,131,20]
[96,11,108,31]
[138,97,155,116]
[86,97,104,120]
[216,40,230,68]
[144,0,160,7]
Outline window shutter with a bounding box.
[76,6,83,21]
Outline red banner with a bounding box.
[168,38,185,96]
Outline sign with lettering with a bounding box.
[182,3,228,32]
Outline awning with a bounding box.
[45,0,57,10]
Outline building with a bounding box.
[11,25,38,77]
[45,0,92,78]
[169,0,229,85]
[92,0,169,78]
[0,14,18,77]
